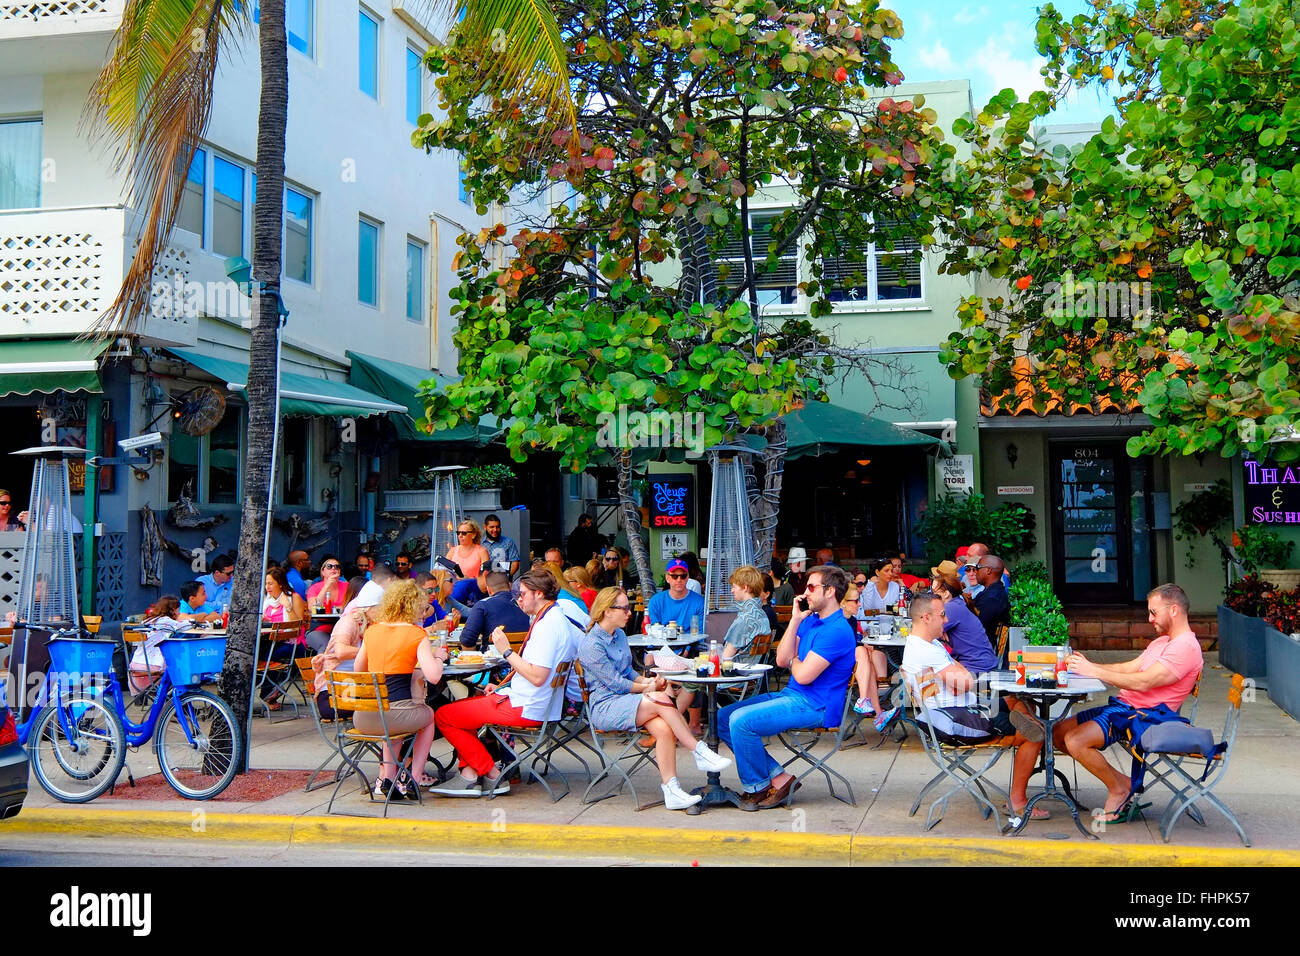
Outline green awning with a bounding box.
[168,349,406,418]
[783,400,942,459]
[346,350,502,443]
[0,338,110,397]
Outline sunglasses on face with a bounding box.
[667,573,688,579]
[323,563,340,570]
[611,604,631,612]
[604,556,619,562]
[854,578,867,586]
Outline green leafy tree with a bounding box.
[416,0,942,582]
[929,0,1300,462]
[912,491,1037,564]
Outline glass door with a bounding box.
[1050,442,1131,604]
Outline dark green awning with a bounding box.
[168,349,405,418]
[346,350,502,443]
[0,338,109,397]
[783,400,942,459]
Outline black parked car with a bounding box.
[0,704,28,819]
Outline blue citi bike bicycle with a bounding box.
[12,627,240,802]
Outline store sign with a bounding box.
[649,474,694,529]
[936,455,975,496]
[1243,459,1300,524]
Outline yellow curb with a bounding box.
[10,808,1297,866]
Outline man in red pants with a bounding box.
[432,569,580,797]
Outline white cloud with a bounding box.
[973,23,1050,102]
[953,5,990,25]
[917,39,958,76]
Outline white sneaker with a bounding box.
[692,742,732,774]
[662,779,702,810]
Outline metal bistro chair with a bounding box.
[485,659,576,802]
[255,621,304,721]
[296,658,344,793]
[325,671,423,818]
[774,667,860,808]
[901,668,1014,833]
[717,633,774,705]
[575,660,659,809]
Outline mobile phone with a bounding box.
[796,596,809,612]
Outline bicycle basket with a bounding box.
[46,637,116,679]
[158,636,227,686]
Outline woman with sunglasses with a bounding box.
[579,587,731,810]
[446,520,490,581]
[0,489,24,531]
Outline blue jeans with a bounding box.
[718,691,823,793]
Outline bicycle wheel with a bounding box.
[154,690,241,800]
[30,697,126,803]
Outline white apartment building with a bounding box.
[0,0,505,620]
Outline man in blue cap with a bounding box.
[646,558,706,632]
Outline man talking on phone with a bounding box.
[717,564,857,809]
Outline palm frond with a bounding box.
[419,0,578,148]
[82,0,251,339]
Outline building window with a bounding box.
[358,216,380,306]
[284,187,313,284]
[406,239,424,322]
[250,0,314,56]
[359,9,379,99]
[406,46,423,125]
[280,418,309,506]
[212,154,245,258]
[457,167,469,205]
[0,118,42,210]
[168,403,242,504]
[823,217,924,304]
[178,147,206,240]
[718,211,799,309]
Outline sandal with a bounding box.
[1008,802,1051,821]
[1099,796,1151,825]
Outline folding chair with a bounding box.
[901,668,1014,833]
[324,671,422,818]
[574,661,660,808]
[774,669,859,807]
[255,621,303,721]
[718,633,774,704]
[486,659,575,802]
[119,623,161,714]
[296,659,343,793]
[1130,673,1249,846]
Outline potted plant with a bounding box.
[1219,574,1271,684]
[1172,479,1232,568]
[1233,526,1297,590]
[458,463,516,510]
[1264,594,1300,721]
[914,491,1037,564]
[1007,576,1069,655]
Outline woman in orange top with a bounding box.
[353,580,448,798]
[446,519,490,580]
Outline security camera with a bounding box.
[118,432,164,452]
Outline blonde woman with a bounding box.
[446,519,490,580]
[579,587,731,810]
[563,565,597,609]
[353,579,448,797]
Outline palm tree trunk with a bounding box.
[616,449,655,596]
[220,0,288,764]
[750,420,787,572]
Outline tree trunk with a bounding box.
[616,449,655,596]
[751,419,787,571]
[220,0,288,766]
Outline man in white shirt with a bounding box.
[432,569,578,797]
[902,591,1047,821]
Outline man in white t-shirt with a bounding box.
[902,591,1047,821]
[432,570,578,798]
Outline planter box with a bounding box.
[1218,605,1269,685]
[460,489,502,511]
[383,488,503,512]
[1265,627,1300,721]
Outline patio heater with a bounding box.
[428,465,467,572]
[8,446,84,722]
[702,445,755,641]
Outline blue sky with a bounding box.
[884,0,1118,126]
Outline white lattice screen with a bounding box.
[0,231,104,317]
[0,533,24,619]
[0,1,114,21]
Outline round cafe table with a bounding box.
[654,667,764,814]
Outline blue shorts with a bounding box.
[1072,699,1136,748]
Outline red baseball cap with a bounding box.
[955,546,970,559]
[666,559,688,573]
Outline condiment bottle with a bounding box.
[1056,649,1068,688]
[710,641,721,677]
[1015,650,1026,686]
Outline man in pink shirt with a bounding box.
[1049,583,1204,822]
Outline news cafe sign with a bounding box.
[1244,459,1300,524]
[936,455,975,496]
[649,474,694,529]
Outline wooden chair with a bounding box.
[774,667,861,807]
[575,661,659,809]
[0,623,12,678]
[994,625,1008,665]
[119,623,162,711]
[255,621,303,721]
[901,667,1014,833]
[774,604,793,625]
[296,658,343,793]
[325,671,422,817]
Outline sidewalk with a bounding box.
[11,654,1300,865]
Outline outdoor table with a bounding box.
[654,667,764,814]
[990,672,1107,838]
[309,610,342,627]
[626,634,696,649]
[863,632,908,708]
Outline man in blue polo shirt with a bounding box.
[646,558,706,631]
[196,554,234,609]
[718,564,856,809]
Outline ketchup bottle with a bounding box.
[1015,650,1026,686]
[710,641,721,678]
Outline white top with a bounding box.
[901,633,971,710]
[130,616,189,671]
[504,604,580,721]
[686,579,703,595]
[861,579,901,612]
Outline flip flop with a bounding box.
[1099,795,1152,824]
[1008,803,1051,821]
